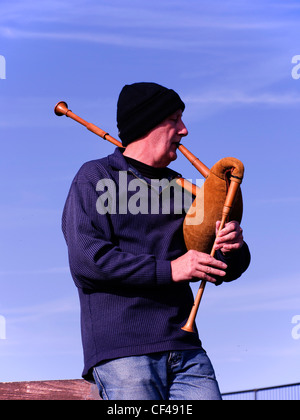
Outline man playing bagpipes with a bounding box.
[62,82,250,400]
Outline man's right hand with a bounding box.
[171,250,227,284]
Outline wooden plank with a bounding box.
[0,380,100,400]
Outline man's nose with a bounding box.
[178,119,188,137]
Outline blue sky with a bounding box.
[0,0,300,393]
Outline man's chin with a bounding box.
[170,152,178,162]
[160,149,178,167]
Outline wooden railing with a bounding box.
[0,380,100,400]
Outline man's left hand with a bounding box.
[214,221,244,254]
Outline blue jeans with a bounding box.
[92,349,222,400]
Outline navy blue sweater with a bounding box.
[62,148,250,379]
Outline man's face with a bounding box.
[149,109,188,167]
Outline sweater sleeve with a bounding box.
[62,177,172,291]
[214,242,251,286]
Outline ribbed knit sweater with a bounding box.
[62,148,250,379]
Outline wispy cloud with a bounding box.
[2,0,298,103]
[0,0,297,29]
[0,27,192,51]
[1,294,79,328]
[185,91,300,106]
[0,266,69,277]
[0,294,81,363]
[1,0,299,49]
[251,197,300,205]
[201,273,300,314]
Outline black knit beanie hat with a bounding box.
[117,82,185,146]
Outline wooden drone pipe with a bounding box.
[54,101,203,195]
[54,101,209,177]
